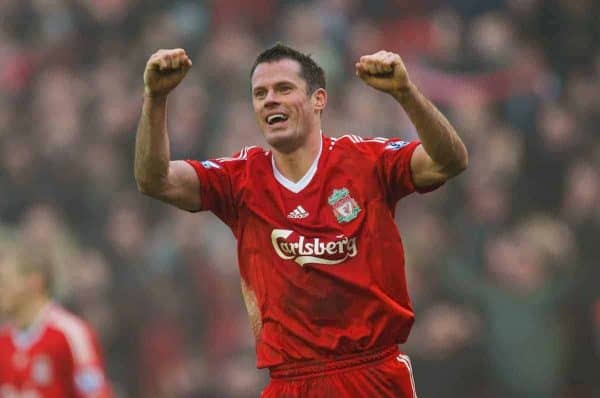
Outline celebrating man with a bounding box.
[135,43,467,397]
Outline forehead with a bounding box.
[251,58,306,89]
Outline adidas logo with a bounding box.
[287,206,309,219]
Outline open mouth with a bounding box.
[266,113,289,126]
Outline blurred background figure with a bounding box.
[0,0,598,397]
[0,234,113,398]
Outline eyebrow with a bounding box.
[253,80,297,92]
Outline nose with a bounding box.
[264,90,280,108]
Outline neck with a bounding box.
[272,129,321,183]
[13,295,49,330]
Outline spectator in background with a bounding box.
[444,215,575,398]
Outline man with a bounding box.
[0,240,113,398]
[135,44,467,397]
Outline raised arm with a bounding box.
[356,51,468,188]
[134,48,201,211]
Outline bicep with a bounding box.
[156,160,202,211]
[409,144,450,189]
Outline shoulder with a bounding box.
[46,305,97,363]
[328,134,410,157]
[215,145,266,164]
[193,145,267,172]
[215,145,270,183]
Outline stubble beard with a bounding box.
[264,124,306,154]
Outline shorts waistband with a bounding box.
[269,345,400,380]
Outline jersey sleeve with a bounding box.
[185,156,241,232]
[377,139,442,204]
[65,325,113,398]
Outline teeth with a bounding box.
[267,114,287,124]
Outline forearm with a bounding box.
[134,94,171,193]
[393,83,468,173]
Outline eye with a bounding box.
[279,85,293,94]
[253,90,266,99]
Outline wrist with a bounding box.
[390,81,415,103]
[143,87,168,102]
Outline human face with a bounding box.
[251,59,324,152]
[0,254,30,318]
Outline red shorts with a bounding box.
[261,346,417,398]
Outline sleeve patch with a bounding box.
[201,160,222,169]
[385,141,409,151]
[75,367,104,395]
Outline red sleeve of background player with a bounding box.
[70,326,113,398]
[54,316,113,398]
[377,139,443,204]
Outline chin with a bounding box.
[264,129,299,153]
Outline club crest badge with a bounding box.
[328,188,361,223]
[31,355,52,386]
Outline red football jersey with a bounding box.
[0,303,112,398]
[187,134,437,369]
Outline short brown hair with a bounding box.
[251,43,326,94]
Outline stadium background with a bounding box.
[1,0,599,397]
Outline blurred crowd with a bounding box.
[1,0,599,397]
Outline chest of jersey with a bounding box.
[0,331,70,398]
[196,137,420,366]
[240,146,394,268]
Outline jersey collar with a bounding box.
[272,132,323,194]
[9,301,53,350]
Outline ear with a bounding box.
[312,88,327,113]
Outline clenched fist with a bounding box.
[144,48,192,98]
[355,51,410,97]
